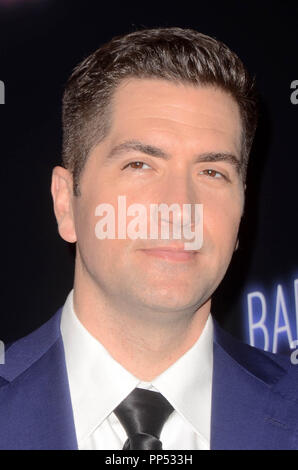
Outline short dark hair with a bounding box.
[62,27,258,196]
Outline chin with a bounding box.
[136,285,203,313]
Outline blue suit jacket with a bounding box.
[0,308,298,450]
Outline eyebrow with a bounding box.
[105,139,242,173]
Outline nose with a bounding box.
[157,169,200,229]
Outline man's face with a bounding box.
[60,79,244,317]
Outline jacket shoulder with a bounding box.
[0,308,63,383]
[213,318,292,385]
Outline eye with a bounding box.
[199,169,225,179]
[122,161,151,170]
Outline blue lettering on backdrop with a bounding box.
[245,277,298,354]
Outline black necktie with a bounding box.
[113,388,174,450]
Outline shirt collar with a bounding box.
[60,289,213,444]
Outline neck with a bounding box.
[73,261,211,381]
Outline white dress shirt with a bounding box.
[60,290,214,450]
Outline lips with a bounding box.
[139,245,199,262]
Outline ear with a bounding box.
[51,166,77,243]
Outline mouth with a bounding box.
[138,245,199,262]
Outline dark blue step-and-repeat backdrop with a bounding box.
[1,1,297,358]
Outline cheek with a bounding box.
[73,202,94,245]
[203,194,243,250]
[75,199,130,257]
[74,182,115,239]
[73,197,107,265]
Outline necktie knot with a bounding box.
[114,388,174,450]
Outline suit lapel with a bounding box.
[211,321,298,450]
[0,309,78,450]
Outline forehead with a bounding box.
[108,78,242,156]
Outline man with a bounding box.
[1,27,297,450]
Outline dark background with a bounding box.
[1,0,297,353]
